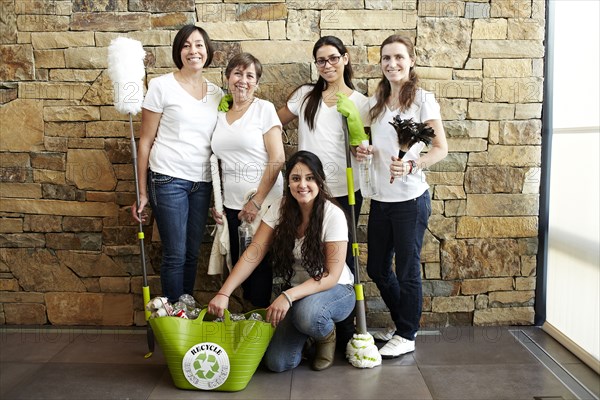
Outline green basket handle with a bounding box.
[195,308,232,326]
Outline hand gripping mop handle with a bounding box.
[341,116,368,335]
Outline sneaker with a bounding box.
[371,327,396,342]
[378,335,415,359]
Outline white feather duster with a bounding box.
[107,37,146,115]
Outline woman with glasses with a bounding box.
[277,36,368,349]
[358,35,447,358]
[131,25,222,304]
[211,53,285,308]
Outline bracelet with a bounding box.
[281,291,293,308]
[216,292,229,298]
[250,199,261,211]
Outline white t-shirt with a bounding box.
[367,88,441,202]
[143,73,223,182]
[262,198,354,286]
[287,85,369,197]
[211,98,284,210]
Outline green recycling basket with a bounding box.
[149,308,275,391]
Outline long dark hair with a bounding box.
[172,24,214,69]
[270,151,336,286]
[369,35,419,122]
[296,36,354,131]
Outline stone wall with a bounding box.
[0,0,544,328]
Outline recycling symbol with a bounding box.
[193,352,220,379]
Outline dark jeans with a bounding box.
[366,190,431,340]
[224,207,273,308]
[148,170,212,303]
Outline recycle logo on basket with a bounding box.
[182,342,230,390]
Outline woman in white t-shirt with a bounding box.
[131,25,223,303]
[277,36,368,348]
[211,53,285,307]
[207,151,355,372]
[359,35,448,359]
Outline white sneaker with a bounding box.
[371,327,395,342]
[378,335,415,359]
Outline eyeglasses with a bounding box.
[314,55,343,68]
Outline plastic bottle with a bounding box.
[238,221,253,258]
[358,140,378,198]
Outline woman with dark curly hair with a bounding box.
[208,151,355,372]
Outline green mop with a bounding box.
[340,114,382,368]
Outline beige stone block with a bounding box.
[239,3,287,20]
[31,32,95,49]
[70,13,151,32]
[99,277,131,293]
[457,216,538,238]
[438,98,467,121]
[515,276,536,290]
[427,171,464,186]
[0,218,23,233]
[44,137,68,152]
[0,44,35,80]
[444,120,489,138]
[473,307,534,325]
[95,31,172,47]
[196,3,237,23]
[465,58,482,70]
[19,82,89,100]
[286,0,362,8]
[15,0,72,15]
[45,122,86,138]
[196,21,269,41]
[0,183,42,199]
[418,18,472,68]
[434,185,466,200]
[489,290,535,307]
[421,229,441,262]
[0,0,16,44]
[445,200,466,217]
[428,214,456,240]
[0,291,45,303]
[467,194,539,216]
[321,10,417,29]
[321,30,353,45]
[44,106,101,122]
[483,59,532,78]
[424,263,441,279]
[68,138,106,149]
[354,30,398,46]
[431,199,444,215]
[417,67,453,80]
[241,41,314,64]
[515,103,542,120]
[421,79,481,99]
[151,12,195,29]
[100,106,142,122]
[448,138,487,152]
[484,77,543,103]
[441,238,520,279]
[532,58,544,77]
[488,145,540,167]
[86,121,142,138]
[269,21,286,40]
[498,120,541,145]
[508,18,545,40]
[16,32,31,44]
[465,166,526,194]
[50,69,102,82]
[33,49,65,68]
[33,169,65,184]
[147,46,172,68]
[472,18,507,39]
[418,0,465,17]
[287,9,320,41]
[490,0,531,18]
[0,153,29,167]
[64,47,108,69]
[432,296,474,313]
[471,40,544,58]
[0,99,44,152]
[16,15,69,32]
[3,303,47,325]
[468,102,515,120]
[66,149,117,191]
[454,70,482,80]
[521,255,537,276]
[522,168,541,194]
[0,199,118,217]
[461,278,514,295]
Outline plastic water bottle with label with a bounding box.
[238,222,253,258]
[358,140,378,198]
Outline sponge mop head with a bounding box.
[107,37,146,115]
[346,333,382,368]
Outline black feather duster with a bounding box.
[388,116,436,157]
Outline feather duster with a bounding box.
[388,116,436,158]
[107,37,146,115]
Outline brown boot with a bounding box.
[311,327,336,371]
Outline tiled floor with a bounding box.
[1,325,598,400]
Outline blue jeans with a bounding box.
[366,190,431,340]
[147,170,212,303]
[263,284,355,372]
[224,207,272,308]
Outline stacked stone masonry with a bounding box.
[0,0,544,328]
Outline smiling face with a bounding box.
[227,63,258,103]
[381,42,414,84]
[315,44,348,85]
[180,30,207,71]
[288,162,320,206]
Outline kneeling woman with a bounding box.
[208,151,355,372]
